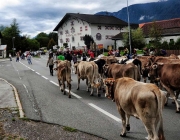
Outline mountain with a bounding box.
[95,0,180,24]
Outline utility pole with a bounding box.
[127,0,132,56]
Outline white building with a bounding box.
[140,18,180,44]
[53,13,138,50]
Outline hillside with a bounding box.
[95,0,180,24]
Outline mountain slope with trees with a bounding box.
[96,0,180,24]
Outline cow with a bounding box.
[149,63,180,113]
[103,63,141,81]
[103,77,166,140]
[54,60,72,98]
[75,61,101,96]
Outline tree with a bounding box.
[47,38,56,50]
[122,27,145,50]
[83,34,94,50]
[148,21,162,49]
[35,32,49,48]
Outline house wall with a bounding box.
[145,35,180,44]
[57,18,128,50]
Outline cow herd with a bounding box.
[53,54,180,140]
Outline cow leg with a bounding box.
[117,106,126,137]
[144,122,159,140]
[58,79,63,92]
[90,87,94,96]
[63,82,66,95]
[126,115,130,131]
[172,90,180,104]
[162,82,180,112]
[77,77,80,90]
[68,82,71,98]
[86,79,90,92]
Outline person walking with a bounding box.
[72,53,78,64]
[27,53,32,64]
[16,52,20,62]
[9,53,12,61]
[47,55,54,76]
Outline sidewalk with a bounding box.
[0,78,24,117]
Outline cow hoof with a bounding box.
[176,110,180,113]
[126,124,130,131]
[69,95,71,98]
[61,89,63,92]
[120,133,126,137]
[103,89,105,93]
[90,94,93,96]
[98,94,101,97]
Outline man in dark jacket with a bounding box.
[65,51,72,62]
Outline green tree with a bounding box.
[47,38,56,50]
[48,32,58,45]
[83,34,94,50]
[35,32,49,48]
[148,21,162,49]
[175,38,180,50]
[122,28,145,50]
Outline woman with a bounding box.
[47,55,54,76]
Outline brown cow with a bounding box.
[103,63,140,81]
[149,63,180,112]
[54,60,72,98]
[103,77,166,140]
[76,61,101,96]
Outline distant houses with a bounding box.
[0,32,7,58]
[53,13,138,50]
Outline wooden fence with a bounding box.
[165,50,180,56]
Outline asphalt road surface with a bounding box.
[0,55,179,140]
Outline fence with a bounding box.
[165,50,180,56]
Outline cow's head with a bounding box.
[103,64,109,77]
[149,63,164,83]
[103,78,115,101]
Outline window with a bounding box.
[170,39,174,42]
[72,36,75,42]
[80,36,84,41]
[71,27,75,33]
[65,30,69,34]
[96,33,102,40]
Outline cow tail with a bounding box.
[153,90,165,140]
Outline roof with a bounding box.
[111,32,126,40]
[53,13,138,31]
[0,45,7,51]
[140,18,180,37]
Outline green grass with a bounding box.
[63,126,77,132]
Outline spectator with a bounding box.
[81,53,87,61]
[115,49,120,57]
[27,53,32,64]
[57,52,65,61]
[160,49,167,56]
[9,53,12,61]
[108,50,113,56]
[16,52,20,62]
[47,55,54,76]
[65,51,72,62]
[72,53,78,64]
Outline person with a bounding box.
[133,48,137,56]
[27,53,32,64]
[81,53,87,61]
[9,53,12,61]
[57,52,65,61]
[72,53,78,64]
[123,47,129,56]
[88,50,95,61]
[108,50,113,56]
[65,51,72,62]
[47,55,54,76]
[115,49,120,57]
[16,52,20,62]
[160,49,167,56]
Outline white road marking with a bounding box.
[89,103,121,123]
[42,76,48,80]
[36,72,40,75]
[23,84,28,93]
[50,81,59,86]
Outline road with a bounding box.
[0,55,179,140]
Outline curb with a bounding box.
[0,78,25,118]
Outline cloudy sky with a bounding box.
[0,0,158,38]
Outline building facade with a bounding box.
[53,13,138,50]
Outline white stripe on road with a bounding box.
[42,76,48,80]
[23,84,28,93]
[36,72,40,75]
[89,103,121,122]
[50,81,59,86]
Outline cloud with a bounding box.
[0,0,159,38]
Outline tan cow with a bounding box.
[76,61,101,96]
[54,60,72,98]
[149,63,180,112]
[103,77,166,140]
[103,63,140,81]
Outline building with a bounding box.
[53,13,138,50]
[140,18,180,44]
[0,45,7,58]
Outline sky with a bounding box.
[0,0,159,38]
